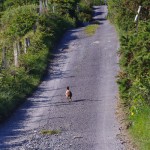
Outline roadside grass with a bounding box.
[129,106,150,150]
[41,129,61,135]
[84,24,99,36]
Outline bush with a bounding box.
[77,1,92,24]
[0,4,76,121]
[108,0,150,148]
[3,0,39,9]
[0,4,38,38]
[93,0,106,5]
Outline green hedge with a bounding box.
[107,0,150,149]
[108,0,150,113]
[1,5,37,37]
[0,5,75,121]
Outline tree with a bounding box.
[3,0,39,9]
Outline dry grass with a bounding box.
[41,129,61,135]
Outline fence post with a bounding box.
[39,0,43,15]
[17,41,21,55]
[2,47,7,68]
[27,37,30,47]
[52,5,55,13]
[14,42,19,67]
[24,38,27,54]
[134,6,141,33]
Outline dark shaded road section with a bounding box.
[0,6,125,150]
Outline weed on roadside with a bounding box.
[41,129,61,135]
[84,24,99,36]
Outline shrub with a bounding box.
[0,3,76,121]
[0,4,38,38]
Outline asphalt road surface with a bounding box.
[0,6,125,150]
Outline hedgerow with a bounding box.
[108,0,150,149]
[0,3,75,121]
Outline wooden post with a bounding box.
[52,5,55,13]
[17,41,21,56]
[14,42,19,67]
[39,0,43,15]
[24,38,27,54]
[27,38,30,47]
[2,47,7,68]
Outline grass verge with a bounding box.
[84,24,99,36]
[129,105,150,150]
[116,96,138,149]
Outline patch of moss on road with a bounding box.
[84,24,99,36]
[41,129,61,135]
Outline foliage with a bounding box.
[49,0,93,25]
[0,5,38,39]
[117,21,150,111]
[3,0,39,9]
[0,3,75,121]
[108,0,150,111]
[93,0,106,5]
[76,0,93,24]
[49,0,79,17]
[108,0,150,148]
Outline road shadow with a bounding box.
[42,30,79,82]
[0,95,102,148]
[44,98,102,107]
[72,99,102,103]
[91,5,107,25]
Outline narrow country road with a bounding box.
[0,6,125,150]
